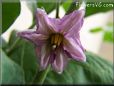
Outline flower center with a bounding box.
[49,33,64,49]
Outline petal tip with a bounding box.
[78,53,86,62]
[36,8,46,15]
[17,32,28,38]
[79,9,85,16]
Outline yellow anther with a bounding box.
[50,33,63,49]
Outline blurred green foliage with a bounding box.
[90,27,103,33]
[5,31,38,83]
[103,22,113,43]
[2,2,20,33]
[104,31,113,43]
[1,49,25,84]
[90,22,113,43]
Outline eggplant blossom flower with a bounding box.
[18,8,86,74]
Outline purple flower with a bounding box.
[18,8,86,74]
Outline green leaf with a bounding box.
[90,27,103,33]
[37,0,63,14]
[5,31,38,83]
[44,52,113,84]
[62,1,113,16]
[62,0,73,12]
[2,1,20,33]
[103,22,113,43]
[37,0,56,14]
[85,2,114,17]
[62,0,82,15]
[103,31,113,43]
[0,37,7,48]
[1,49,25,84]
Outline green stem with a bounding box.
[33,65,51,84]
[56,0,60,18]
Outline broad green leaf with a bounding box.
[1,49,25,84]
[90,27,103,33]
[2,1,20,33]
[5,31,38,83]
[44,52,113,84]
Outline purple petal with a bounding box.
[64,37,86,62]
[18,31,47,46]
[49,53,56,63]
[66,32,85,51]
[35,46,42,64]
[65,19,84,37]
[48,18,62,31]
[35,8,57,35]
[36,44,50,70]
[73,33,85,51]
[48,11,73,31]
[52,50,68,74]
[60,9,85,35]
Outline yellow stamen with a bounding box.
[51,35,55,44]
[50,33,63,49]
[54,34,59,45]
[57,34,62,46]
